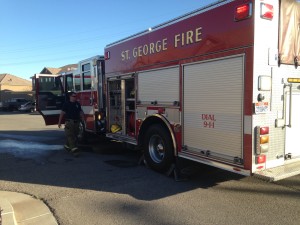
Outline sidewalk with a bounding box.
[0,191,57,225]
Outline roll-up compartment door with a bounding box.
[138,67,179,105]
[183,56,244,162]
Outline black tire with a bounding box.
[143,124,174,172]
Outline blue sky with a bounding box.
[0,0,215,80]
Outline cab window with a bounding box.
[39,77,61,93]
[66,75,74,92]
[74,74,81,91]
[82,63,92,90]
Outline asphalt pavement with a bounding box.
[0,111,59,225]
[1,112,300,225]
[0,111,125,225]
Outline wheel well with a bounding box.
[138,116,175,152]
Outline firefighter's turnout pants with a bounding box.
[64,120,80,150]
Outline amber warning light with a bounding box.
[234,3,252,21]
[288,78,300,83]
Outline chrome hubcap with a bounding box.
[149,135,165,163]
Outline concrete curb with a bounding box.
[0,191,57,225]
[0,198,16,225]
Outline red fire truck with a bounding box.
[33,0,300,181]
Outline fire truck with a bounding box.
[33,0,300,181]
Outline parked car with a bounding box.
[3,98,29,111]
[18,101,36,112]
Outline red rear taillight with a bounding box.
[261,3,274,20]
[260,126,269,135]
[235,3,252,21]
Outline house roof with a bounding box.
[59,64,78,73]
[40,64,78,75]
[0,74,5,83]
[0,73,31,86]
[40,67,61,75]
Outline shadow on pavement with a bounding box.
[0,129,245,201]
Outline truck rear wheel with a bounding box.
[143,124,174,172]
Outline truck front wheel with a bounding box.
[77,120,87,143]
[143,124,174,172]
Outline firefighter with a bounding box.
[58,92,84,156]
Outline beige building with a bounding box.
[0,73,33,103]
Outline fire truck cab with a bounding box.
[33,55,106,139]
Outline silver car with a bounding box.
[18,101,36,112]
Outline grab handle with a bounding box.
[285,84,292,128]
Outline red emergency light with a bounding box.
[105,51,110,60]
[234,3,252,21]
[261,3,273,20]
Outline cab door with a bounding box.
[34,74,65,125]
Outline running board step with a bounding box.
[254,161,300,182]
[106,133,137,145]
